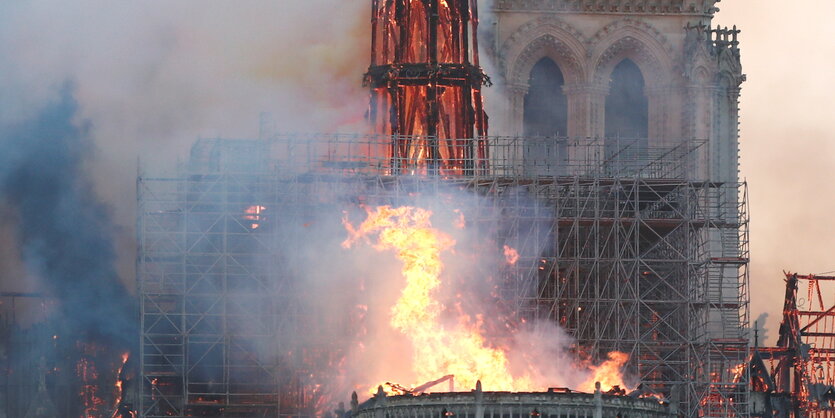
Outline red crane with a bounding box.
[752,273,835,416]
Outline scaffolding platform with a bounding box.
[137,134,749,417]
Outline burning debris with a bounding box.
[111,352,135,418]
[244,205,267,230]
[76,343,106,418]
[502,245,519,266]
[750,272,835,416]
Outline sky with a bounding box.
[713,1,835,337]
[0,1,833,341]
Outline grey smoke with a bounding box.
[0,84,136,346]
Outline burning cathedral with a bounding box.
[4,1,750,417]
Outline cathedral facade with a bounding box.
[487,0,744,183]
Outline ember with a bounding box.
[244,205,267,229]
[77,342,106,418]
[503,245,519,265]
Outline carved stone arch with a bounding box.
[512,35,585,87]
[717,52,745,88]
[684,44,718,84]
[692,66,713,85]
[499,16,587,87]
[590,19,676,88]
[716,72,734,88]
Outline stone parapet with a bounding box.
[492,0,719,16]
[352,387,674,418]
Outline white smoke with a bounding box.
[0,0,370,288]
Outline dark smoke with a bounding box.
[0,84,136,347]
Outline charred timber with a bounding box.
[367,0,489,175]
[363,64,490,89]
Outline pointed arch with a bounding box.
[524,58,568,137]
[590,19,675,88]
[499,16,587,87]
[605,59,648,139]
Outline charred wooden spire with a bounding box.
[365,0,490,175]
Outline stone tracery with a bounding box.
[499,16,587,87]
[589,18,675,87]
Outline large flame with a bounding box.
[580,351,630,392]
[343,205,529,391]
[343,205,631,394]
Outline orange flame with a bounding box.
[77,343,105,418]
[343,206,531,391]
[244,205,266,229]
[503,245,520,265]
[580,351,630,392]
[343,205,632,394]
[114,352,129,410]
[730,363,745,383]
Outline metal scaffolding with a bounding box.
[137,134,749,417]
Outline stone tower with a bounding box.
[487,0,744,183]
[485,2,749,416]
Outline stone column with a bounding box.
[563,83,609,139]
[718,86,741,183]
[474,380,484,418]
[502,83,528,174]
[505,83,528,136]
[593,382,603,418]
[684,82,715,181]
[645,85,672,147]
[564,83,609,171]
[729,86,741,180]
[587,84,609,140]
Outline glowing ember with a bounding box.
[730,363,745,383]
[453,209,466,229]
[244,205,266,229]
[77,343,105,418]
[503,245,520,265]
[113,352,129,411]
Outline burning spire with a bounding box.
[364,0,490,175]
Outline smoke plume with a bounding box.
[0,84,136,346]
[269,186,632,404]
[0,1,370,290]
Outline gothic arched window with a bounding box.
[523,58,568,137]
[605,59,648,139]
[524,58,568,136]
[523,58,568,175]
